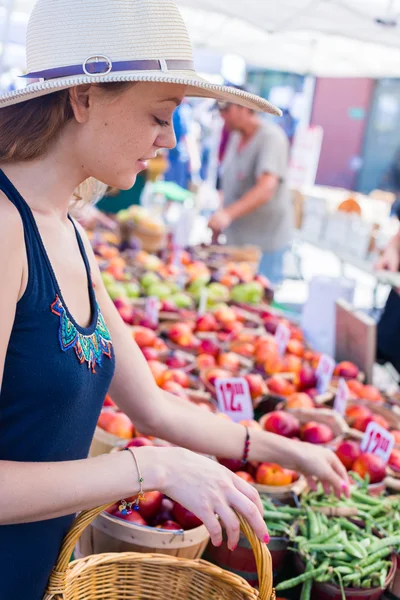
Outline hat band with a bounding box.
[22,58,195,80]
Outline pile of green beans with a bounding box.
[266,481,400,599]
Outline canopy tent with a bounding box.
[3,0,400,76]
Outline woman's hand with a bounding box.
[160,447,269,550]
[291,441,349,498]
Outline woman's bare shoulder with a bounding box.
[0,189,25,259]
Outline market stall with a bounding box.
[77,209,400,599]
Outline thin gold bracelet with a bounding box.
[118,447,145,515]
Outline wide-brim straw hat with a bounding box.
[0,0,281,116]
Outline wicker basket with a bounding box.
[43,506,275,600]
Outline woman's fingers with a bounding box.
[213,502,241,551]
[233,474,264,517]
[200,508,223,547]
[228,488,269,544]
[307,476,318,492]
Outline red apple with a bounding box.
[131,326,157,348]
[126,436,153,448]
[352,453,386,484]
[168,323,193,344]
[301,422,334,445]
[195,313,218,333]
[235,471,255,483]
[138,317,158,331]
[125,511,148,525]
[263,316,279,335]
[244,373,267,400]
[334,361,359,379]
[263,411,300,438]
[137,491,163,521]
[298,365,318,391]
[172,502,203,530]
[157,520,183,530]
[335,440,361,470]
[199,338,220,358]
[105,502,119,515]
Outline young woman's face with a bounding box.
[69,82,186,189]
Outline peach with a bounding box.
[217,352,240,373]
[286,393,315,410]
[196,354,216,370]
[347,380,366,398]
[334,361,359,379]
[345,404,372,422]
[131,326,157,349]
[147,360,168,386]
[214,306,237,325]
[301,422,334,445]
[195,313,218,333]
[205,368,232,387]
[286,339,304,358]
[235,471,255,483]
[98,411,135,439]
[263,411,300,438]
[391,430,400,445]
[267,375,296,397]
[298,365,318,391]
[161,369,190,388]
[389,448,400,472]
[230,341,255,358]
[283,355,303,375]
[352,453,386,484]
[353,414,389,433]
[256,463,293,486]
[335,440,361,470]
[264,353,286,376]
[244,374,267,400]
[362,385,384,404]
[168,323,193,344]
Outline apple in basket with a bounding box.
[235,471,255,484]
[137,491,164,521]
[156,521,183,531]
[172,502,202,530]
[256,463,294,487]
[301,422,334,445]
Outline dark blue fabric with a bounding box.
[0,170,115,600]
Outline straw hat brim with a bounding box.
[0,70,281,115]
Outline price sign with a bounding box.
[215,377,254,423]
[275,323,291,357]
[360,422,394,464]
[333,378,349,416]
[145,296,159,326]
[198,288,209,316]
[316,355,335,394]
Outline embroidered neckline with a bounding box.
[51,295,113,373]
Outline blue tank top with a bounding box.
[0,170,115,600]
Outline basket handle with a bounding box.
[45,504,274,600]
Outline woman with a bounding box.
[0,0,349,598]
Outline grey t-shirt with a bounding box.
[222,120,292,252]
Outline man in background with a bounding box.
[208,98,292,285]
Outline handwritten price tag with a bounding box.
[360,422,394,464]
[215,377,254,423]
[145,296,159,326]
[316,354,335,394]
[275,323,291,357]
[333,378,349,416]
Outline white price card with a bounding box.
[360,422,395,464]
[215,377,254,423]
[333,378,349,416]
[275,323,291,357]
[198,288,209,317]
[145,296,159,326]
[316,354,335,394]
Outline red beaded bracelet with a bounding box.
[241,427,251,466]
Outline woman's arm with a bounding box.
[79,223,349,497]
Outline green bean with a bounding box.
[361,578,372,588]
[263,510,293,521]
[307,507,320,538]
[334,566,354,575]
[275,565,329,591]
[370,535,400,554]
[343,541,365,559]
[350,490,381,507]
[303,542,344,553]
[300,562,313,600]
[337,519,361,535]
[379,566,388,588]
[358,546,393,568]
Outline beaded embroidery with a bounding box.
[51,295,113,373]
